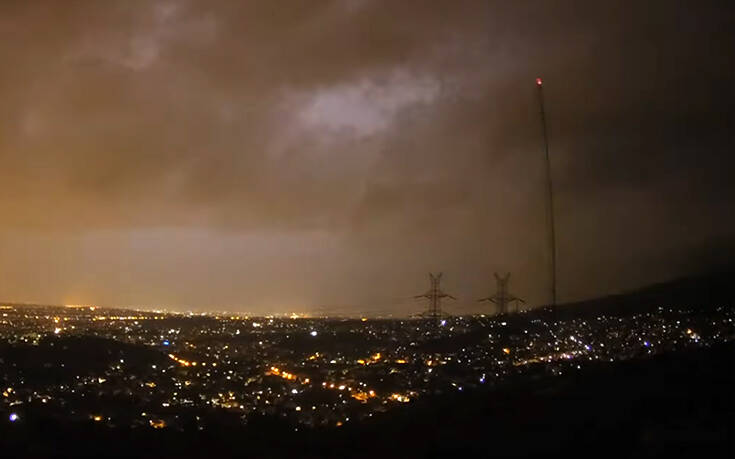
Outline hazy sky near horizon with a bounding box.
[1,1,733,315]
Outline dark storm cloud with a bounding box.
[0,1,732,313]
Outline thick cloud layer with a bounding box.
[1,1,733,314]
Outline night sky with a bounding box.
[0,1,733,315]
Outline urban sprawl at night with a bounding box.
[1,299,731,433]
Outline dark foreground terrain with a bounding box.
[1,341,732,458]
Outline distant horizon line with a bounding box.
[0,299,529,320]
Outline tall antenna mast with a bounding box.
[536,77,557,307]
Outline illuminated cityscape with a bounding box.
[1,300,732,433]
[1,0,734,456]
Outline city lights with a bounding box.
[0,302,729,433]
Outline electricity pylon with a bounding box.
[414,272,455,325]
[478,272,524,315]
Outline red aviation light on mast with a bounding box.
[536,77,543,86]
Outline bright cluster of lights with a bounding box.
[168,354,194,367]
[267,366,297,381]
[64,305,97,310]
[356,352,383,366]
[149,419,166,429]
[92,315,163,321]
[350,390,377,402]
[389,393,411,403]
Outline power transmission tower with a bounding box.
[478,272,525,315]
[414,273,455,325]
[536,77,557,308]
